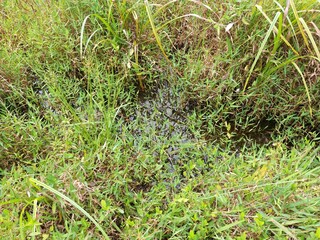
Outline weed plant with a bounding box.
[1,0,320,239]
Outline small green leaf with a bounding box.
[316,227,320,238]
[188,229,196,240]
[101,200,108,210]
[155,207,162,215]
[175,197,189,203]
[118,208,124,214]
[52,202,56,214]
[254,214,265,227]
[239,211,246,221]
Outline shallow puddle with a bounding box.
[123,82,275,168]
[126,83,195,172]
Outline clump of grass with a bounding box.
[174,0,320,140]
[29,178,111,239]
[1,0,320,239]
[79,0,215,90]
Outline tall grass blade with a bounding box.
[256,5,299,55]
[132,11,144,90]
[92,13,117,37]
[19,204,27,240]
[283,0,290,21]
[83,29,100,57]
[290,0,310,51]
[80,15,91,58]
[299,17,320,59]
[266,55,303,74]
[243,11,281,91]
[29,178,110,240]
[311,21,320,37]
[32,199,38,240]
[144,0,170,63]
[292,62,312,117]
[272,13,283,54]
[92,13,124,50]
[269,218,297,240]
[273,0,299,45]
[133,40,144,90]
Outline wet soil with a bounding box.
[118,81,277,184]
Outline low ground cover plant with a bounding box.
[1,0,319,239]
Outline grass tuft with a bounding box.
[1,0,320,239]
[29,178,111,240]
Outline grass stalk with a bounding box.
[243,11,281,91]
[268,218,297,240]
[291,62,313,117]
[144,0,170,63]
[29,178,111,240]
[256,5,299,55]
[290,0,311,52]
[299,17,320,59]
[80,15,91,58]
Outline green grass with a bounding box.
[1,0,320,239]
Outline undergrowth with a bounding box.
[1,0,320,239]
